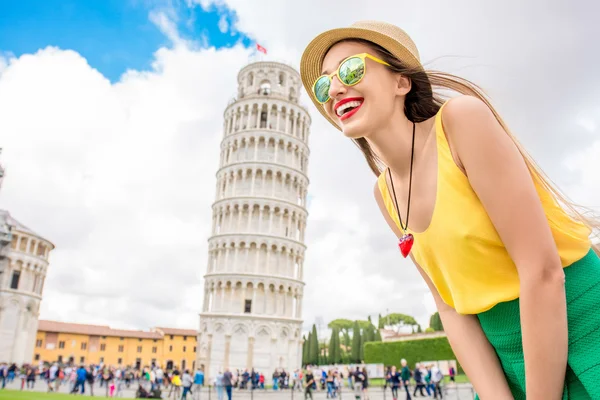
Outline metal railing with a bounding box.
[181,382,476,400]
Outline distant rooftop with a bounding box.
[38,320,196,339]
[154,327,198,337]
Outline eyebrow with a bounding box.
[321,57,346,75]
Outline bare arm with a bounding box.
[374,183,513,399]
[444,96,567,400]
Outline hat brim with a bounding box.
[300,26,423,131]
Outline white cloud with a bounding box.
[218,14,228,33]
[0,39,251,330]
[1,0,599,336]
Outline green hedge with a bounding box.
[364,336,463,374]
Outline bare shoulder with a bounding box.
[440,95,510,166]
[442,95,494,127]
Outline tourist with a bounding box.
[223,368,233,400]
[193,367,204,397]
[272,368,279,390]
[399,359,411,400]
[387,365,401,400]
[68,366,77,393]
[258,372,265,389]
[326,369,335,398]
[383,366,391,394]
[424,365,434,397]
[430,365,444,399]
[412,363,426,397]
[345,366,353,390]
[53,364,62,392]
[73,364,87,394]
[86,365,95,396]
[156,366,164,388]
[352,367,364,400]
[250,368,258,390]
[0,362,7,389]
[26,366,36,389]
[7,363,16,384]
[181,369,193,399]
[361,367,370,400]
[18,365,26,390]
[304,367,315,400]
[300,19,600,399]
[214,369,225,400]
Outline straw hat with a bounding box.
[300,20,423,131]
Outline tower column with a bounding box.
[200,62,310,381]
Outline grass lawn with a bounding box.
[0,390,111,399]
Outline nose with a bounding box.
[328,75,346,101]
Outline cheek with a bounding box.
[323,103,337,120]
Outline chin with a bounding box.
[340,119,368,139]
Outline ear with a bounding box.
[395,75,411,96]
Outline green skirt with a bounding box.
[475,248,600,400]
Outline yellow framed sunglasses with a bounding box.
[312,53,391,104]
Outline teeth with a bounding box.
[336,100,363,116]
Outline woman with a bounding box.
[361,367,370,400]
[300,20,600,400]
[387,365,401,400]
[326,369,335,398]
[214,370,225,400]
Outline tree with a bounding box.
[302,335,308,365]
[356,320,373,331]
[319,341,328,365]
[365,326,374,343]
[417,325,423,333]
[343,330,351,350]
[359,329,365,362]
[374,329,382,342]
[309,324,319,365]
[306,331,314,365]
[383,313,420,333]
[378,313,384,329]
[364,317,375,343]
[328,319,354,335]
[328,328,338,364]
[429,312,444,331]
[335,327,343,363]
[351,321,361,363]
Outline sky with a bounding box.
[1,0,599,338]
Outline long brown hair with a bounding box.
[341,39,599,250]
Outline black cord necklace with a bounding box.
[387,121,415,258]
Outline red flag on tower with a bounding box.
[256,43,267,54]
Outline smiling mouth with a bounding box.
[336,100,364,117]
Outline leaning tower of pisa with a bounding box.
[197,61,311,379]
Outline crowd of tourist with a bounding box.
[0,360,456,399]
[0,361,205,399]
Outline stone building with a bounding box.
[34,320,197,370]
[0,151,55,364]
[197,60,311,379]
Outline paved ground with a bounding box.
[2,379,476,399]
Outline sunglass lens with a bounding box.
[339,57,365,85]
[314,75,331,103]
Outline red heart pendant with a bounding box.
[398,233,414,258]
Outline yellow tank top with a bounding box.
[377,102,592,314]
